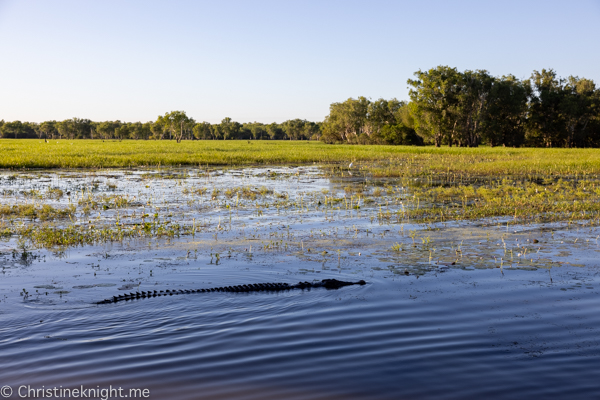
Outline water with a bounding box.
[1,167,599,399]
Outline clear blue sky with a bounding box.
[1,0,599,124]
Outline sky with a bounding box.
[0,0,599,124]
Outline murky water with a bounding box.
[1,167,599,399]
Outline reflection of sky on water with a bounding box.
[1,168,600,399]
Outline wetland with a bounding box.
[2,151,600,399]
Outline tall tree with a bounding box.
[96,121,121,140]
[282,119,307,140]
[451,69,495,147]
[159,111,192,142]
[321,97,370,143]
[243,122,268,140]
[72,118,92,139]
[193,122,214,140]
[527,69,565,147]
[303,121,321,140]
[364,99,403,139]
[56,120,71,139]
[115,123,130,141]
[407,66,461,147]
[128,122,152,140]
[481,75,530,147]
[56,118,92,139]
[219,117,241,140]
[266,123,283,140]
[561,76,597,147]
[1,120,26,138]
[150,119,165,140]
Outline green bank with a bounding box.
[2,140,600,178]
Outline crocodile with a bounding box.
[95,279,367,305]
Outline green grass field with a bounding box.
[1,139,600,177]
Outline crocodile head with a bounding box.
[320,279,366,289]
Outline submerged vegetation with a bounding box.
[402,178,600,224]
[1,160,600,256]
[0,138,599,277]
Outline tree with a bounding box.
[527,69,565,147]
[408,66,462,147]
[322,97,421,144]
[211,124,224,140]
[128,122,152,140]
[448,69,495,147]
[282,119,307,140]
[303,121,321,140]
[1,120,28,139]
[96,121,121,140]
[30,122,42,140]
[266,123,284,140]
[364,99,403,140]
[56,120,72,139]
[219,117,241,140]
[395,103,414,128]
[321,97,370,143]
[561,76,597,147]
[73,118,92,139]
[243,122,268,140]
[193,122,213,140]
[379,124,423,145]
[115,123,130,141]
[151,119,165,140]
[481,75,530,147]
[158,111,192,142]
[409,67,531,147]
[56,118,92,139]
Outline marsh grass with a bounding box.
[3,152,600,254]
[4,140,600,179]
[399,178,600,224]
[223,186,273,200]
[78,194,136,212]
[0,204,75,221]
[46,187,64,199]
[19,219,194,248]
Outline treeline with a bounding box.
[408,67,600,148]
[0,114,321,141]
[322,67,600,147]
[320,98,422,145]
[2,67,599,147]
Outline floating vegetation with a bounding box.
[0,204,76,221]
[0,155,597,282]
[46,187,64,199]
[404,178,600,224]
